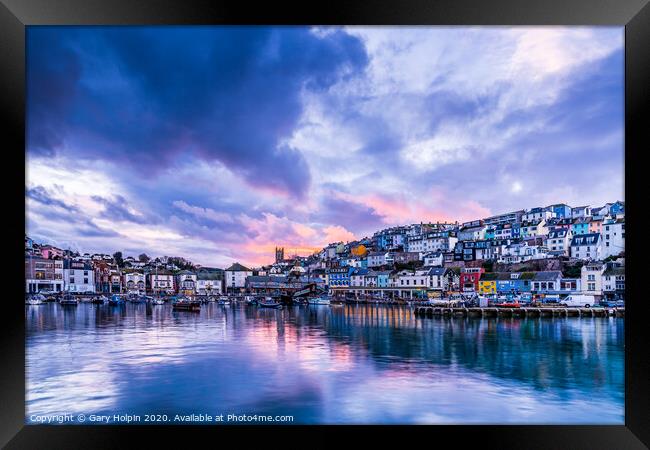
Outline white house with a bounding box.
[150,272,175,294]
[581,262,605,297]
[426,267,451,291]
[196,275,223,295]
[571,205,591,219]
[224,263,253,293]
[367,252,388,268]
[602,264,625,298]
[601,219,625,258]
[521,208,556,223]
[570,233,602,261]
[124,272,146,294]
[547,229,572,256]
[63,260,96,293]
[519,219,547,239]
[423,252,444,267]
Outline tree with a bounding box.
[113,251,124,267]
[138,253,150,263]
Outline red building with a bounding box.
[460,267,485,293]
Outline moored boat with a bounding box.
[258,297,282,308]
[59,293,79,306]
[108,294,125,306]
[26,294,46,305]
[307,296,330,305]
[217,296,231,305]
[172,297,201,311]
[91,295,107,304]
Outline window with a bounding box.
[84,278,88,284]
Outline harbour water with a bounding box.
[26,302,624,424]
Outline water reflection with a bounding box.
[26,303,624,424]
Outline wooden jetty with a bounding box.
[414,306,624,319]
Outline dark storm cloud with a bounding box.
[27,27,369,199]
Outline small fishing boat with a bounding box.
[172,297,201,312]
[217,296,231,305]
[108,294,125,306]
[307,297,330,305]
[90,295,107,304]
[26,294,46,305]
[59,293,79,306]
[258,297,282,308]
[151,297,165,305]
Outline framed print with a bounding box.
[1,0,648,448]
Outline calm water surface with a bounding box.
[26,303,624,424]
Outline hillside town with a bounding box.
[25,200,625,303]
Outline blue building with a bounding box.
[328,267,354,286]
[548,203,572,218]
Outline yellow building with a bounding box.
[479,280,496,294]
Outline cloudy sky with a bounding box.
[26,26,624,267]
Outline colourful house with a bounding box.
[572,217,591,235]
[478,273,497,294]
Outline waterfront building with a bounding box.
[374,270,393,288]
[581,262,605,298]
[149,271,175,294]
[478,273,497,295]
[601,218,625,258]
[530,271,563,294]
[25,256,64,293]
[224,263,253,293]
[177,270,198,295]
[350,268,369,287]
[327,266,354,287]
[493,272,533,294]
[460,267,484,293]
[63,259,96,293]
[570,233,602,261]
[123,271,146,295]
[559,277,581,294]
[602,264,625,300]
[425,267,451,290]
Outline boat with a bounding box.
[217,296,231,305]
[90,295,107,304]
[108,294,125,306]
[151,297,165,305]
[495,299,521,308]
[26,294,46,305]
[258,297,282,308]
[307,297,330,305]
[59,293,79,306]
[206,296,217,302]
[172,297,201,312]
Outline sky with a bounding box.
[25,26,624,268]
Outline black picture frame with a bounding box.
[2,0,648,448]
